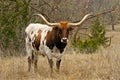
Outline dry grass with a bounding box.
[0,25,120,80]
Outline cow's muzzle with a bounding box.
[61,37,68,43]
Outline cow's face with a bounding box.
[54,21,73,43]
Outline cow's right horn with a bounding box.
[33,14,59,26]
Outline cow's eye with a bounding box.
[59,29,62,33]
[68,27,73,31]
[66,29,69,34]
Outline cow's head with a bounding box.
[52,21,73,43]
[34,14,92,43]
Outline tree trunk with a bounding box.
[110,15,115,30]
[112,23,115,30]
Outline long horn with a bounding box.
[33,14,59,26]
[68,14,92,26]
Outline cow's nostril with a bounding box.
[63,39,67,42]
[61,38,68,43]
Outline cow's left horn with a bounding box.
[33,14,59,26]
[68,14,92,26]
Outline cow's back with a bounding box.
[25,23,52,52]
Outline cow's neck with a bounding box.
[53,28,67,53]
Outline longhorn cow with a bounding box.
[25,14,91,74]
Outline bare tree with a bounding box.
[30,0,120,40]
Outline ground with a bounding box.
[0,24,120,80]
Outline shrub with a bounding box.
[0,0,31,55]
[72,17,108,53]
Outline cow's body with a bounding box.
[25,23,68,73]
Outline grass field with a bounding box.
[0,25,120,80]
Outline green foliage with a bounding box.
[72,18,108,53]
[0,0,31,50]
[90,17,108,45]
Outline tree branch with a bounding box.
[29,5,50,21]
[73,9,115,41]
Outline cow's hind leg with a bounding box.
[28,56,32,72]
[27,51,34,72]
[26,37,33,72]
[56,59,61,72]
[33,52,38,72]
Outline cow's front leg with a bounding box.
[56,59,61,72]
[56,51,64,72]
[48,58,53,74]
[45,46,53,75]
